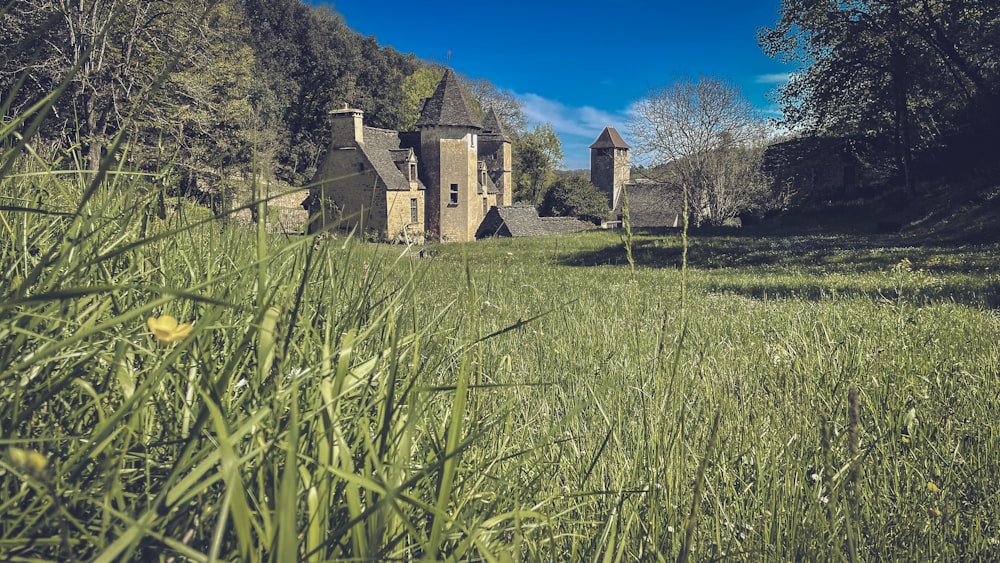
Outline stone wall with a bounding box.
[480,137,513,207]
[591,147,630,211]
[386,189,424,243]
[421,126,481,242]
[311,147,388,233]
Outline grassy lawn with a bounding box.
[2,172,999,560]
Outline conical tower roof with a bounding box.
[417,68,481,129]
[480,107,511,141]
[589,126,630,149]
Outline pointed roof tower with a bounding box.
[480,107,511,141]
[417,68,481,129]
[589,126,631,149]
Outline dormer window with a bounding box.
[409,163,417,181]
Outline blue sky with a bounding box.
[322,0,793,169]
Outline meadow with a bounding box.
[2,160,999,561]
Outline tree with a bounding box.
[399,66,443,131]
[0,0,216,171]
[512,124,562,205]
[628,76,773,226]
[464,76,527,138]
[0,0,257,184]
[539,175,609,224]
[155,0,259,201]
[758,0,1000,194]
[241,0,418,184]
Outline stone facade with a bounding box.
[590,127,631,212]
[590,126,685,229]
[307,68,512,243]
[479,110,514,208]
[306,110,425,240]
[762,136,894,205]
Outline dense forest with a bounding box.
[0,0,539,203]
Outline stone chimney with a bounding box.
[329,103,364,147]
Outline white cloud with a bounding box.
[514,92,631,169]
[754,72,791,84]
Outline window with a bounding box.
[449,183,459,205]
[470,134,476,148]
[409,163,417,181]
[410,198,418,224]
[483,198,489,216]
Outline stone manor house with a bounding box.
[304,68,512,242]
[304,68,682,241]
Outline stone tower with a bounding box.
[417,68,482,242]
[590,126,631,212]
[479,108,513,207]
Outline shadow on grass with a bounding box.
[704,280,1000,308]
[559,228,997,275]
[558,228,1000,307]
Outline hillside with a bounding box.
[748,176,1000,244]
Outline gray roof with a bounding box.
[480,108,511,141]
[476,204,594,238]
[416,68,481,129]
[389,148,413,164]
[361,127,421,191]
[590,127,631,149]
[615,181,684,227]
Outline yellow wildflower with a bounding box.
[25,451,47,472]
[6,447,48,474]
[901,434,910,444]
[147,315,193,344]
[927,481,942,493]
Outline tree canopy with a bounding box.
[241,0,418,184]
[1,0,529,192]
[512,124,563,206]
[539,175,609,225]
[759,0,1000,192]
[629,76,773,226]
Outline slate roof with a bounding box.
[476,204,595,239]
[590,127,631,149]
[361,127,422,191]
[480,108,511,141]
[416,68,481,129]
[389,148,413,164]
[614,180,684,228]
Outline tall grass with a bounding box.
[4,149,1000,561]
[1,154,557,559]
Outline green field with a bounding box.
[2,172,999,561]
